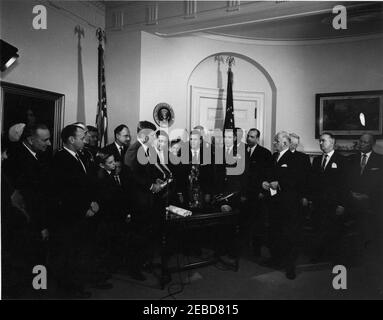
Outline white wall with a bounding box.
[105,30,141,141]
[1,0,105,126]
[137,32,383,152]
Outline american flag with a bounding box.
[96,29,108,148]
[223,61,235,131]
[223,58,237,156]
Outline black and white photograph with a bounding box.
[1,0,383,304]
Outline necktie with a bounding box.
[321,154,328,171]
[114,175,121,186]
[75,153,87,173]
[275,152,280,163]
[360,153,367,175]
[192,150,198,164]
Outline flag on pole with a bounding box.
[223,57,236,156]
[96,28,108,148]
[223,57,235,131]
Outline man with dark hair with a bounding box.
[242,128,273,257]
[215,128,246,197]
[4,123,52,297]
[50,124,109,298]
[77,125,100,177]
[102,124,131,162]
[184,129,214,207]
[123,120,161,281]
[85,125,99,158]
[125,121,160,199]
[307,132,348,264]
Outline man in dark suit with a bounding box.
[289,133,311,195]
[289,133,312,222]
[5,123,52,296]
[153,130,175,201]
[262,131,302,279]
[211,128,246,258]
[50,124,106,298]
[9,124,52,242]
[124,121,163,280]
[348,134,383,248]
[215,128,246,201]
[242,128,273,257]
[72,122,98,177]
[308,132,348,264]
[102,124,131,162]
[85,125,100,159]
[184,129,214,207]
[124,121,163,216]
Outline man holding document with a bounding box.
[262,131,302,280]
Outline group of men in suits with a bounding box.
[2,117,382,297]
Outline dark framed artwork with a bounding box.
[315,90,383,139]
[1,81,65,150]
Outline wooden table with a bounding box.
[159,209,240,289]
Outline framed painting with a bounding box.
[315,90,383,139]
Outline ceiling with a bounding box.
[103,1,383,41]
[208,2,383,40]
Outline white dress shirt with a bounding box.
[248,144,257,157]
[360,151,372,165]
[277,148,289,163]
[191,149,200,162]
[138,139,149,156]
[23,143,38,160]
[115,142,123,155]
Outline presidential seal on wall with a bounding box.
[153,102,175,128]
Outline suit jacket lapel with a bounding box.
[64,149,87,175]
[365,152,376,170]
[277,150,289,166]
[324,152,337,173]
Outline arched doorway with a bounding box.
[186,52,276,148]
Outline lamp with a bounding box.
[0,40,19,72]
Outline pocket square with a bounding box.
[281,164,288,167]
[331,163,337,169]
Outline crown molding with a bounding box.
[80,1,106,13]
[195,32,383,46]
